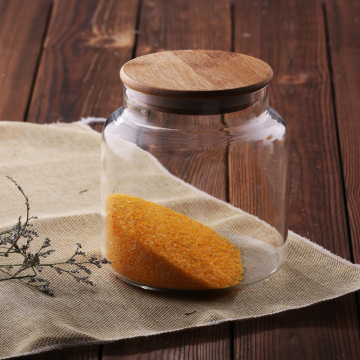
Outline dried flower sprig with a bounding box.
[0,176,110,295]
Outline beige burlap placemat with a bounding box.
[1,121,360,359]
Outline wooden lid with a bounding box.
[120,50,272,114]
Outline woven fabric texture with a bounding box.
[1,121,360,359]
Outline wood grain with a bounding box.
[27,0,139,123]
[0,0,51,121]
[103,327,231,360]
[102,0,233,359]
[22,1,139,359]
[2,0,360,359]
[120,50,272,97]
[232,0,360,358]
[235,0,350,268]
[143,120,229,199]
[135,0,231,55]
[235,295,359,360]
[325,0,360,263]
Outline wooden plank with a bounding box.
[135,0,231,55]
[232,0,360,359]
[103,327,231,359]
[102,0,233,359]
[234,0,349,252]
[0,0,51,121]
[134,0,231,197]
[235,296,359,359]
[23,2,139,359]
[325,0,360,263]
[27,0,139,124]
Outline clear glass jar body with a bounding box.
[101,85,289,290]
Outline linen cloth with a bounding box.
[1,121,360,359]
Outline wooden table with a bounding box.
[1,0,359,359]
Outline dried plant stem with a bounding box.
[0,177,110,295]
[4,176,31,257]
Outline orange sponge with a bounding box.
[105,194,243,289]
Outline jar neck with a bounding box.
[123,85,269,116]
[121,86,270,129]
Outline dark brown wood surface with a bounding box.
[1,0,360,359]
[232,1,359,359]
[325,0,360,263]
[0,0,51,121]
[27,0,139,123]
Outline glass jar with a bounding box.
[101,50,289,291]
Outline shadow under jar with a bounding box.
[101,50,289,291]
